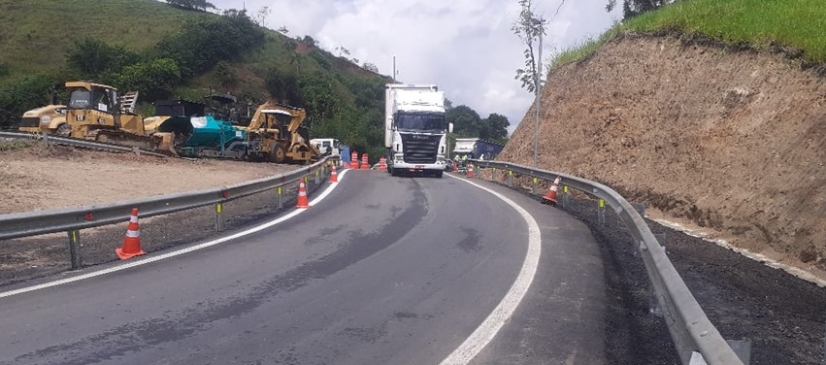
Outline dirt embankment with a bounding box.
[0,143,298,214]
[500,35,826,277]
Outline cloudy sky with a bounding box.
[210,0,622,132]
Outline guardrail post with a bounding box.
[531,177,538,195]
[598,198,606,226]
[491,167,496,181]
[315,169,320,185]
[215,203,223,232]
[508,170,513,187]
[66,230,82,270]
[132,146,140,156]
[277,186,283,209]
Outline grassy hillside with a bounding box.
[0,0,392,159]
[553,0,826,70]
[0,0,207,80]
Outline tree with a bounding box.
[277,26,289,34]
[165,0,215,11]
[114,58,181,100]
[362,62,379,73]
[256,6,271,27]
[480,113,510,142]
[446,105,482,137]
[512,0,547,94]
[66,38,138,80]
[606,0,671,19]
[336,46,351,58]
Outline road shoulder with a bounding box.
[461,176,607,365]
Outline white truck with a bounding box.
[385,84,453,177]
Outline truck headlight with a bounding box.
[40,116,51,124]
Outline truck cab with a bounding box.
[385,84,453,178]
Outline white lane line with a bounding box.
[0,169,351,300]
[440,174,542,365]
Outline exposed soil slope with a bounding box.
[0,143,297,214]
[500,35,826,277]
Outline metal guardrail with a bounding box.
[471,160,747,365]
[0,156,337,241]
[0,131,168,157]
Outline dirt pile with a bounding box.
[0,143,298,214]
[500,35,826,277]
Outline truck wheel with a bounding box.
[270,143,287,164]
[55,123,71,137]
[435,171,443,178]
[390,167,398,177]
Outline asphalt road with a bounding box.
[0,170,605,365]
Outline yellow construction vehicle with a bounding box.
[63,81,173,153]
[243,102,321,164]
[18,104,69,136]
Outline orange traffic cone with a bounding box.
[361,153,370,170]
[452,162,458,172]
[542,176,561,205]
[351,151,359,169]
[467,164,475,178]
[330,165,338,183]
[378,157,387,171]
[296,180,309,208]
[116,208,145,260]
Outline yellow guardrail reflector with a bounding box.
[277,186,282,195]
[533,177,538,184]
[563,186,569,193]
[599,199,605,209]
[216,203,223,213]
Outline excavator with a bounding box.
[241,102,321,164]
[62,81,175,154]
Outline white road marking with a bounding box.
[0,169,351,299]
[439,174,542,365]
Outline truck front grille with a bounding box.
[400,133,440,164]
[19,117,39,128]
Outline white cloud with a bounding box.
[209,0,622,133]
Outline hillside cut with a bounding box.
[501,35,826,274]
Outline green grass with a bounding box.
[551,0,826,70]
[0,0,208,80]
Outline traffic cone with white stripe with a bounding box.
[296,180,309,208]
[330,164,338,183]
[542,177,561,205]
[116,208,145,260]
[467,164,475,178]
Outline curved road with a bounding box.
[0,170,606,365]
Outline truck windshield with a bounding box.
[68,89,91,109]
[395,112,445,131]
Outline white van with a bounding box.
[310,138,341,156]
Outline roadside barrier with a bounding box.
[470,159,748,365]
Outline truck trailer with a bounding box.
[385,84,453,177]
[453,138,505,161]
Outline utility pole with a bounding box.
[393,56,396,83]
[533,18,544,168]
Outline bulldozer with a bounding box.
[63,81,173,153]
[243,102,321,164]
